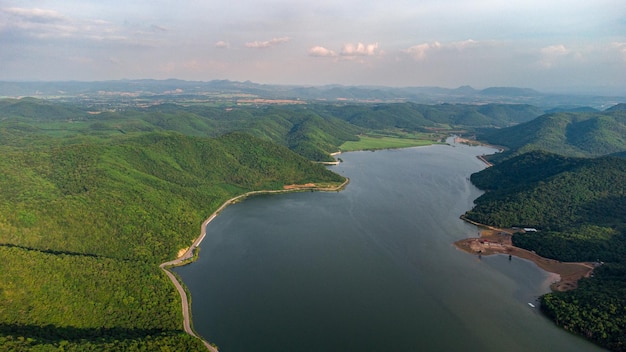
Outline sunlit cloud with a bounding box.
[340,42,380,57]
[308,46,337,57]
[245,36,290,48]
[451,39,479,50]
[404,42,441,60]
[539,44,570,68]
[403,39,492,61]
[215,40,230,49]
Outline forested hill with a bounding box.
[0,131,344,262]
[464,151,626,351]
[466,151,626,249]
[478,108,626,161]
[0,98,545,161]
[0,131,344,350]
[315,102,543,129]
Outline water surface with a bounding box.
[175,141,603,352]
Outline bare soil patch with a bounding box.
[283,183,316,189]
[455,228,594,292]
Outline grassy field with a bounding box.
[339,133,441,152]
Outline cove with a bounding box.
[174,141,604,352]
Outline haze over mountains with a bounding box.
[1,80,624,110]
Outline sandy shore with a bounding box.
[455,219,595,292]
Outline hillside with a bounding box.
[478,109,626,161]
[0,98,546,160]
[316,102,543,130]
[0,131,345,350]
[464,151,626,351]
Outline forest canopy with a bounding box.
[464,151,626,351]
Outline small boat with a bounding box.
[528,303,535,308]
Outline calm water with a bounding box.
[174,140,604,352]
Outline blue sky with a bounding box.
[1,0,625,93]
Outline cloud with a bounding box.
[451,39,479,50]
[3,7,65,23]
[245,36,290,48]
[611,42,626,61]
[308,46,337,57]
[404,42,441,60]
[404,39,489,61]
[539,44,570,68]
[215,40,230,49]
[1,6,122,42]
[340,42,380,56]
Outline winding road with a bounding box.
[159,179,349,351]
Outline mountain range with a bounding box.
[1,79,624,110]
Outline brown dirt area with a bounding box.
[283,183,316,190]
[455,228,595,292]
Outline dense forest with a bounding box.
[0,99,544,161]
[0,127,345,350]
[464,151,626,351]
[477,109,626,162]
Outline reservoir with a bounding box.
[174,140,604,352]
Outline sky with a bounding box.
[1,0,626,93]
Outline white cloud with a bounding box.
[3,7,66,23]
[404,40,492,61]
[1,6,121,41]
[451,39,479,50]
[308,46,337,57]
[215,40,230,49]
[539,44,570,68]
[245,36,290,48]
[611,42,626,61]
[340,42,380,56]
[404,42,441,60]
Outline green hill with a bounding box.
[1,98,547,160]
[0,131,345,350]
[464,151,626,351]
[320,102,543,129]
[0,100,362,161]
[479,110,626,161]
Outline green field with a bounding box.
[339,134,440,151]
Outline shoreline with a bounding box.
[455,217,595,292]
[159,177,350,351]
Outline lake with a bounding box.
[174,140,604,352]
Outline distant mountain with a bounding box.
[1,79,624,110]
[479,87,542,96]
[479,109,626,160]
